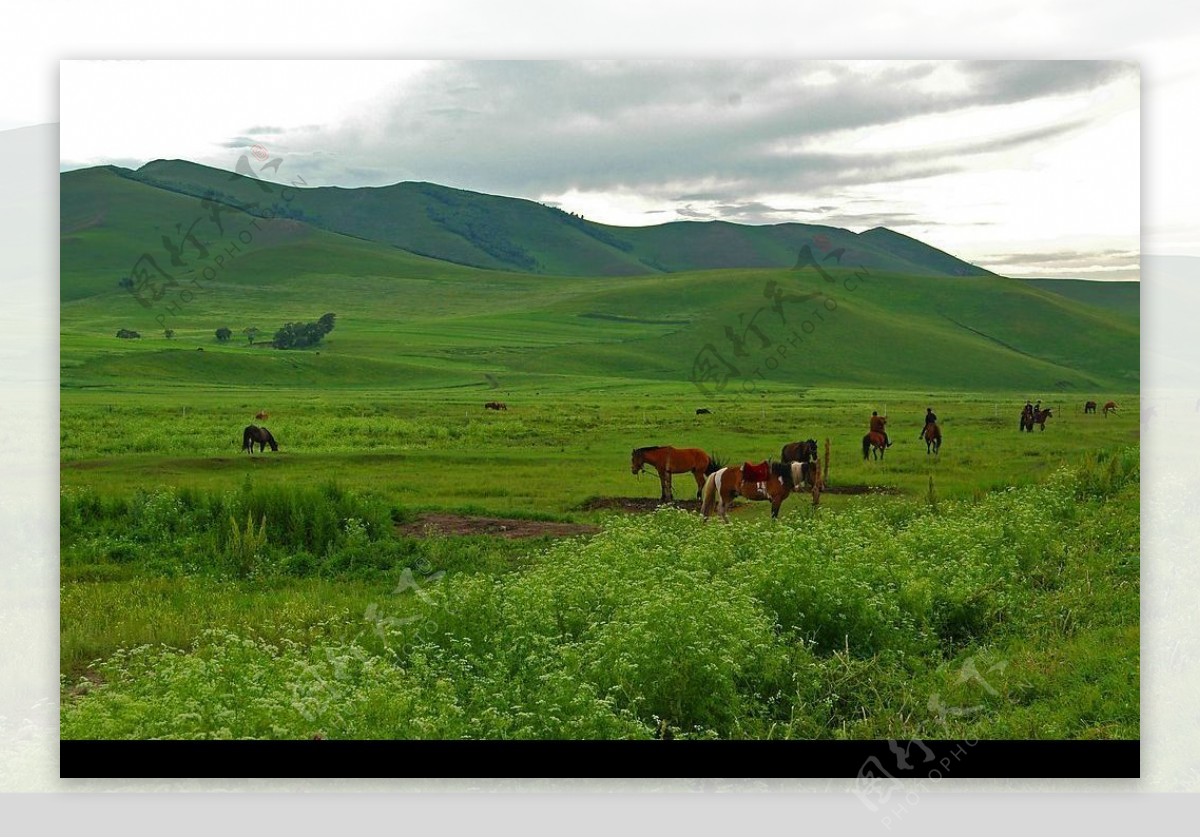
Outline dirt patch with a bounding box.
[822,484,905,495]
[68,668,105,696]
[578,497,707,513]
[63,459,108,471]
[396,513,598,539]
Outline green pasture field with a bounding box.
[59,200,1140,740]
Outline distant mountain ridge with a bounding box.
[89,159,997,279]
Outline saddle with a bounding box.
[741,460,771,483]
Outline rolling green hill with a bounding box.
[91,159,996,278]
[1024,278,1139,322]
[60,162,1138,395]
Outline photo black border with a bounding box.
[61,739,1139,779]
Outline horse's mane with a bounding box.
[632,445,667,455]
[707,455,724,474]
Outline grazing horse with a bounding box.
[780,438,819,464]
[695,407,711,415]
[631,445,716,501]
[701,461,796,522]
[254,410,270,421]
[1103,401,1119,417]
[1084,401,1097,414]
[242,424,278,453]
[922,422,942,455]
[484,401,507,411]
[862,431,888,460]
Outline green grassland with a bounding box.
[59,166,1140,740]
[111,159,994,277]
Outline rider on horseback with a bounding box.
[919,406,938,439]
[870,411,892,447]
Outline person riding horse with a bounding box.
[870,411,892,447]
[918,407,938,440]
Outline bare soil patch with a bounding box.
[578,497,706,513]
[396,513,598,539]
[822,484,905,495]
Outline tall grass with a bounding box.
[62,448,1139,740]
[61,480,398,579]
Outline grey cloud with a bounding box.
[274,60,1129,206]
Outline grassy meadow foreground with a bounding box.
[60,165,1139,739]
[60,386,1140,740]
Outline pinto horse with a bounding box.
[700,461,796,522]
[1084,401,1097,415]
[780,438,819,464]
[631,445,716,501]
[862,431,888,460]
[242,424,278,453]
[922,422,942,455]
[485,401,507,411]
[1103,401,1119,417]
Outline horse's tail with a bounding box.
[862,434,871,460]
[706,454,723,475]
[242,426,252,451]
[700,469,720,517]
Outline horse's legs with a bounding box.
[693,468,705,499]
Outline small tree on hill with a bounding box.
[215,327,232,342]
[244,327,260,345]
[273,313,337,350]
[164,328,175,340]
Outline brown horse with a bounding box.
[700,461,797,522]
[631,445,716,501]
[254,410,270,420]
[1084,401,1097,414]
[781,438,819,464]
[1103,401,1119,417]
[485,401,507,411]
[922,422,942,454]
[1027,407,1053,431]
[862,431,888,460]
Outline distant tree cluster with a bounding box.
[115,328,141,339]
[215,327,233,342]
[418,185,539,271]
[273,312,336,349]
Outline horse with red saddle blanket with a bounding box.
[700,459,802,522]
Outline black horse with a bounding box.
[242,424,278,453]
[780,438,819,464]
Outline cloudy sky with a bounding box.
[61,60,1139,279]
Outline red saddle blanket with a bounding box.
[741,460,771,482]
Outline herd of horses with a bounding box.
[631,441,824,522]
[237,395,1123,521]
